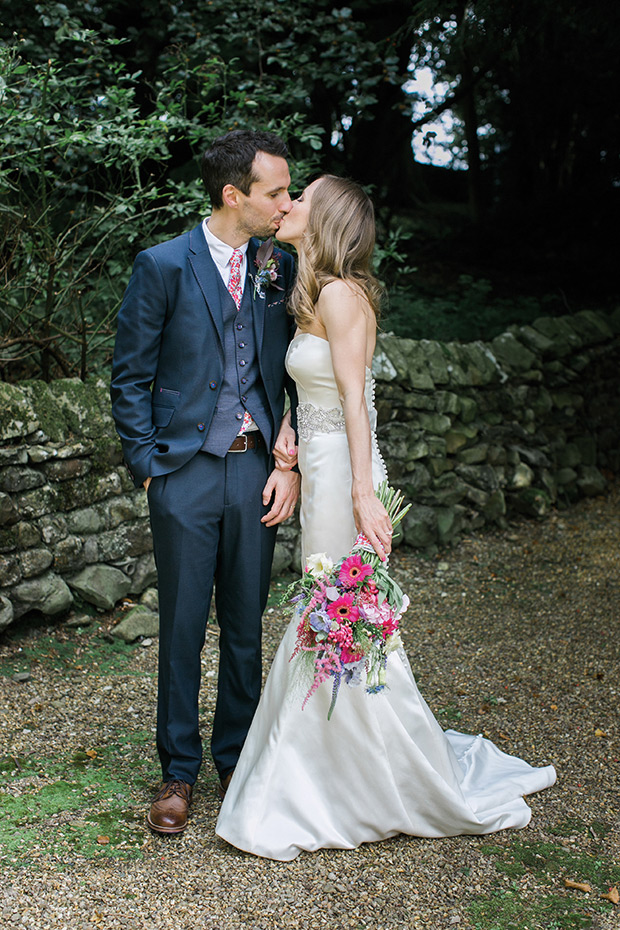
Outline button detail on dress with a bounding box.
[235,412,243,421]
[239,360,246,367]
[209,381,217,390]
[197,422,206,431]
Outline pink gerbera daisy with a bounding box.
[339,554,374,588]
[326,594,360,624]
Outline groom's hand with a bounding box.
[261,469,300,526]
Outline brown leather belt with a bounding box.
[228,432,264,453]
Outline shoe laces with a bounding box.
[154,779,191,802]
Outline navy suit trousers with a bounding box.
[147,445,277,784]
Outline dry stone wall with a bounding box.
[0,308,618,632]
[374,308,620,549]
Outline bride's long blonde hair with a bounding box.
[288,175,382,329]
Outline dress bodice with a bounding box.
[285,332,377,440]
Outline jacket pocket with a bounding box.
[152,404,175,428]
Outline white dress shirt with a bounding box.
[202,218,249,294]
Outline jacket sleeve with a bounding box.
[110,249,168,487]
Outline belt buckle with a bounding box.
[232,434,249,453]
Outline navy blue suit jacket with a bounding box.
[110,224,296,488]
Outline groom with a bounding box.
[111,130,299,834]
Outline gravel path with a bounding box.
[1,485,619,929]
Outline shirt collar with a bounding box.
[202,218,249,271]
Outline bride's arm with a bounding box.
[319,281,393,559]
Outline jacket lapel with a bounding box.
[247,238,267,351]
[188,224,224,348]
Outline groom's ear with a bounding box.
[221,183,241,209]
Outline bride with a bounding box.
[215,175,556,861]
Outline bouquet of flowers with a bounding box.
[287,482,411,720]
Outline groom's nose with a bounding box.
[278,191,293,214]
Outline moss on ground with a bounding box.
[0,747,151,866]
[470,823,619,929]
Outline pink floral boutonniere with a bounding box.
[252,238,284,299]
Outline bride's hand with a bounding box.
[352,492,393,561]
[273,420,298,471]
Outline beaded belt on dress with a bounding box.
[296,403,346,442]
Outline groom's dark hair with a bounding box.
[201,130,288,209]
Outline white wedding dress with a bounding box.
[215,332,556,861]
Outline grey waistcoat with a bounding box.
[201,277,271,456]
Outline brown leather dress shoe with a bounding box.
[217,771,234,800]
[147,779,192,834]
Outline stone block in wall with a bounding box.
[573,436,597,466]
[19,548,53,579]
[372,344,398,382]
[458,396,478,423]
[445,425,478,454]
[65,506,106,535]
[510,488,551,517]
[431,472,468,506]
[419,340,450,384]
[68,564,131,610]
[556,443,581,468]
[0,554,21,587]
[509,463,534,489]
[509,445,551,468]
[490,332,537,373]
[0,594,14,632]
[576,466,606,497]
[402,504,438,548]
[112,605,159,643]
[462,343,503,385]
[415,412,452,434]
[107,494,149,528]
[540,470,558,503]
[94,521,152,561]
[455,464,499,492]
[16,485,61,521]
[435,391,460,415]
[405,439,430,464]
[403,392,436,411]
[0,492,18,525]
[0,447,28,466]
[127,553,157,594]
[375,335,413,382]
[0,383,40,440]
[551,391,584,412]
[557,467,578,486]
[11,572,73,619]
[388,340,435,390]
[436,505,467,545]
[443,344,470,386]
[570,310,614,345]
[514,324,555,356]
[402,463,432,497]
[42,458,92,482]
[457,444,489,465]
[483,490,506,521]
[528,386,553,417]
[428,458,454,478]
[39,514,68,545]
[53,470,123,511]
[0,467,45,493]
[533,317,582,356]
[52,536,85,574]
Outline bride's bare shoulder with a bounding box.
[319,278,371,317]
